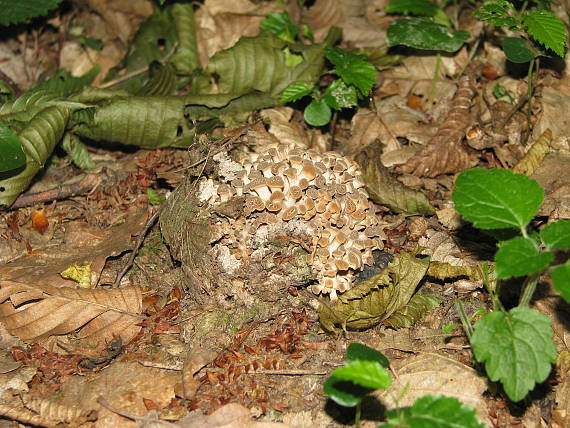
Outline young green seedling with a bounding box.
[453,168,569,401]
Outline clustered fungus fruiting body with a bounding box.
[198,146,385,300]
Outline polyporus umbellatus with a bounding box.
[198,146,385,300]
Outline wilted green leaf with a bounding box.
[471,307,556,402]
[318,252,429,335]
[137,62,177,96]
[552,260,570,302]
[383,294,441,329]
[453,168,544,230]
[427,262,486,281]
[383,394,487,428]
[502,37,537,63]
[386,0,439,17]
[0,0,64,26]
[541,220,570,250]
[280,82,314,103]
[495,237,553,278]
[346,343,390,367]
[169,3,200,74]
[304,100,331,126]
[387,17,470,52]
[323,377,372,407]
[0,106,70,207]
[61,133,94,170]
[0,124,26,172]
[357,144,435,215]
[191,32,324,97]
[325,46,376,95]
[523,10,567,57]
[324,79,358,110]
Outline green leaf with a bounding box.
[323,79,358,110]
[471,307,556,402]
[502,37,538,63]
[384,394,487,428]
[147,188,166,205]
[304,100,331,126]
[386,0,439,17]
[541,220,570,250]
[495,237,553,278]
[323,376,372,407]
[0,124,26,172]
[279,82,315,102]
[61,133,95,170]
[452,168,544,230]
[330,360,392,390]
[387,17,470,53]
[523,10,567,57]
[346,343,390,367]
[325,47,376,95]
[552,260,570,302]
[260,12,299,43]
[473,1,518,28]
[0,0,64,26]
[382,294,441,329]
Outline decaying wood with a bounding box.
[400,75,478,177]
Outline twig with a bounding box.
[0,69,21,97]
[113,206,163,287]
[244,369,327,376]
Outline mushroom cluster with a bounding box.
[199,146,385,299]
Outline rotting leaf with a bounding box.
[383,294,440,329]
[512,128,552,176]
[356,143,435,215]
[318,252,430,336]
[0,280,143,348]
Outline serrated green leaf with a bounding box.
[318,252,429,335]
[346,343,390,367]
[386,0,439,17]
[541,220,570,250]
[323,376,372,407]
[325,47,376,95]
[471,307,556,401]
[552,260,570,302]
[523,10,567,57]
[502,37,538,63]
[61,133,94,170]
[0,124,26,172]
[323,79,358,110]
[495,237,553,278]
[0,106,70,207]
[279,82,314,103]
[357,144,435,215]
[384,394,487,428]
[383,294,441,329]
[330,360,392,390]
[387,17,469,52]
[169,3,200,74]
[453,168,544,230]
[0,0,64,26]
[304,99,331,126]
[260,12,299,43]
[473,1,519,28]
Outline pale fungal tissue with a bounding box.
[198,146,386,300]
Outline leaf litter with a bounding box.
[0,0,570,427]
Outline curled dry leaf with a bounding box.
[0,280,143,351]
[512,128,552,176]
[22,394,97,425]
[400,75,477,177]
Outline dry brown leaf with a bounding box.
[400,75,478,177]
[87,0,154,43]
[531,152,570,220]
[260,107,311,151]
[377,352,491,425]
[0,280,142,352]
[180,403,291,428]
[512,128,552,176]
[534,87,570,140]
[22,394,97,425]
[347,108,400,156]
[0,208,148,287]
[303,0,344,42]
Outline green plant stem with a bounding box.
[519,272,540,306]
[455,301,474,341]
[355,402,361,428]
[428,53,441,106]
[526,57,539,130]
